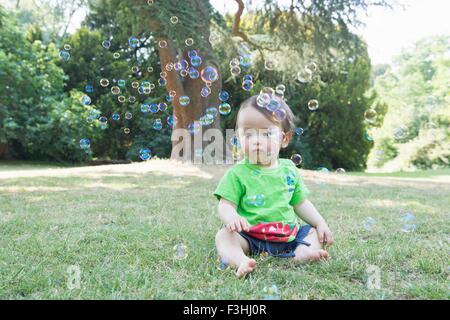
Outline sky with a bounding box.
[210,0,450,65]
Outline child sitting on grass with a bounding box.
[214,94,334,278]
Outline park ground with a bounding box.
[0,160,449,299]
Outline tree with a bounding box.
[81,0,392,162]
[0,5,98,162]
[369,35,450,171]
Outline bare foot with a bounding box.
[293,245,330,264]
[236,258,257,278]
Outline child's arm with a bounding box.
[293,199,334,245]
[218,198,250,233]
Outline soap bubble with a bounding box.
[364,109,377,123]
[167,115,177,127]
[295,127,304,136]
[102,40,111,49]
[263,284,280,300]
[188,49,198,59]
[247,194,265,207]
[201,66,219,83]
[275,84,286,94]
[179,95,190,106]
[305,62,318,73]
[189,67,199,79]
[188,122,201,135]
[170,16,179,24]
[140,104,150,113]
[264,59,276,70]
[190,55,202,67]
[79,138,90,149]
[242,80,254,91]
[158,40,167,48]
[206,107,219,118]
[230,66,241,76]
[394,126,408,140]
[80,95,91,105]
[149,103,158,113]
[290,154,303,166]
[113,52,120,59]
[125,112,133,120]
[217,258,229,271]
[363,217,376,231]
[157,102,167,112]
[59,50,70,61]
[173,244,188,260]
[219,103,231,115]
[219,90,229,102]
[297,69,313,83]
[308,99,319,111]
[239,54,252,67]
[100,78,110,87]
[257,93,271,108]
[272,108,287,122]
[111,86,121,95]
[266,99,281,112]
[185,38,194,46]
[63,44,71,51]
[123,128,130,134]
[129,37,139,48]
[139,148,151,161]
[200,86,211,97]
[152,119,163,131]
[111,113,120,121]
[335,168,346,174]
[400,212,416,233]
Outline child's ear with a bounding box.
[281,131,293,148]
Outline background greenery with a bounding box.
[0,1,448,172]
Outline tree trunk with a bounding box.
[154,14,224,162]
[0,143,10,159]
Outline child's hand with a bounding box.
[225,215,250,233]
[316,223,334,246]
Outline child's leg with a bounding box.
[215,228,257,278]
[292,227,330,264]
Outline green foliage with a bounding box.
[2,0,390,168]
[60,26,172,160]
[0,6,97,162]
[369,36,450,171]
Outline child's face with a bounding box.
[236,107,292,166]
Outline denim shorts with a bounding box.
[239,224,313,258]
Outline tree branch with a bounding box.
[232,0,276,52]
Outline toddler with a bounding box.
[214,95,334,278]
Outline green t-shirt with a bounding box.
[213,157,310,230]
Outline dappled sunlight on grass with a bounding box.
[0,159,215,180]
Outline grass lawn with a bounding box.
[0,159,449,299]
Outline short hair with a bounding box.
[236,95,298,134]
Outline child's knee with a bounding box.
[215,228,229,243]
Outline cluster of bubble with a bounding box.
[297,61,317,84]
[363,212,416,233]
[59,44,72,61]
